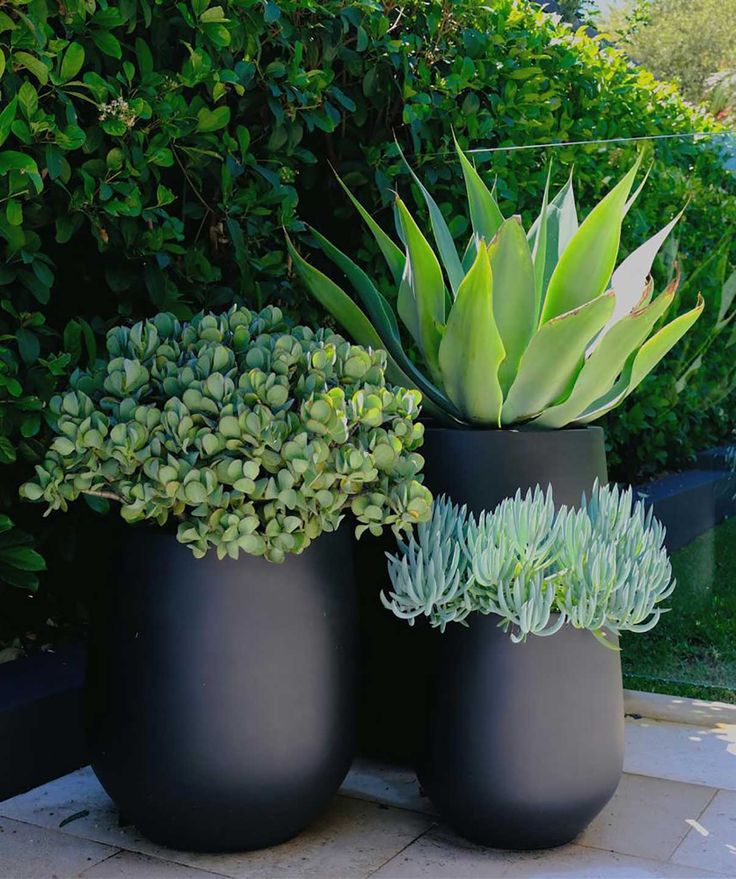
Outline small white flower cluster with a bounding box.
[99,97,137,128]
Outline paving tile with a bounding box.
[371,827,723,878]
[79,851,230,878]
[0,816,116,879]
[671,789,736,876]
[165,798,433,879]
[625,717,736,790]
[0,767,163,854]
[0,768,433,879]
[340,759,434,815]
[579,773,717,861]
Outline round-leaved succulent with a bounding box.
[20,306,432,562]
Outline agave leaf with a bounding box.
[333,171,405,286]
[593,209,684,343]
[286,233,384,351]
[533,278,678,428]
[527,166,551,320]
[395,196,446,377]
[395,141,464,295]
[624,161,652,214]
[578,295,705,423]
[461,233,477,271]
[455,137,504,244]
[438,245,505,424]
[528,168,579,311]
[541,154,643,323]
[488,217,537,394]
[501,293,615,425]
[286,233,461,421]
[309,227,398,338]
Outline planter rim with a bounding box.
[101,519,346,559]
[458,612,617,641]
[421,423,605,437]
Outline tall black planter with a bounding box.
[420,616,624,849]
[420,425,608,514]
[357,426,608,759]
[86,527,357,852]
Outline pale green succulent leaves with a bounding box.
[383,482,674,640]
[488,217,537,394]
[533,281,677,428]
[541,153,643,323]
[20,306,433,563]
[291,143,701,428]
[438,245,505,424]
[395,196,446,380]
[501,293,615,424]
[456,137,504,244]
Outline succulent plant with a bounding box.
[287,142,704,427]
[20,306,432,563]
[382,482,674,645]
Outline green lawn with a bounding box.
[621,516,736,703]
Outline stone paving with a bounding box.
[1,709,735,878]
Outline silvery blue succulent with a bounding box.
[382,481,674,645]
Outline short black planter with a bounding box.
[86,527,357,852]
[357,425,608,759]
[420,615,624,849]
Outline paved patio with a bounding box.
[1,700,735,878]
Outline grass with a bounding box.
[621,516,736,703]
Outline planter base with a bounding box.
[419,617,624,850]
[87,527,357,852]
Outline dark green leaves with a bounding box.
[196,106,231,132]
[60,43,85,81]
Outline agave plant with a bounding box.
[287,142,703,427]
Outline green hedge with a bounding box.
[1,0,735,599]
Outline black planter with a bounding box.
[419,615,624,849]
[420,425,608,514]
[357,426,608,760]
[86,527,357,852]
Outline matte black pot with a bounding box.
[420,425,608,514]
[357,426,608,760]
[419,615,624,849]
[86,527,357,852]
